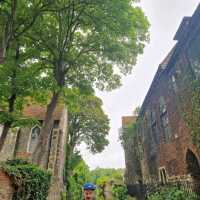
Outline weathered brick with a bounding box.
[0,171,14,200]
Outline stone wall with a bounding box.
[0,171,14,200]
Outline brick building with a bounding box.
[0,105,68,200]
[122,3,200,196]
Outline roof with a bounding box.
[23,104,65,120]
[122,116,137,127]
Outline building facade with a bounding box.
[0,105,68,200]
[122,4,200,197]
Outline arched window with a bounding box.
[28,125,41,153]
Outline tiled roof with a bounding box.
[23,104,64,120]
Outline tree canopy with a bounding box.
[65,88,110,153]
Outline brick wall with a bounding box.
[0,171,14,200]
[124,5,200,187]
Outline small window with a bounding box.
[159,168,167,184]
[53,120,60,129]
[28,125,41,153]
[159,96,167,114]
[171,75,178,92]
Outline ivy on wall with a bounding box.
[0,159,51,200]
[183,80,200,148]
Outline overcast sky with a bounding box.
[80,0,199,170]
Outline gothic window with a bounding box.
[28,125,41,153]
[159,97,171,142]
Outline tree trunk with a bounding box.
[65,130,77,200]
[32,92,60,168]
[0,84,17,152]
[65,145,73,200]
[0,122,12,152]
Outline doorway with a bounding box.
[186,149,200,194]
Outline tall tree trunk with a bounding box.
[32,91,60,168]
[0,122,12,152]
[65,144,73,200]
[32,62,65,168]
[65,127,77,200]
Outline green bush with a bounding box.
[112,185,129,200]
[147,186,198,200]
[1,159,51,200]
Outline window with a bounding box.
[28,125,41,153]
[151,111,159,144]
[159,97,171,142]
[159,96,167,114]
[53,120,60,129]
[159,168,168,184]
[171,75,178,93]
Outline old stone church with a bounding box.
[122,3,200,198]
[0,105,68,200]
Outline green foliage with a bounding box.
[112,185,129,200]
[91,168,126,200]
[91,168,124,184]
[147,186,198,200]
[65,88,110,154]
[29,0,150,91]
[183,80,200,148]
[0,159,51,200]
[119,122,137,148]
[66,157,92,200]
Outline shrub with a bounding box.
[112,185,129,200]
[147,186,198,200]
[1,159,51,200]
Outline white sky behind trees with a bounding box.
[80,0,199,169]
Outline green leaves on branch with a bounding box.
[119,122,137,148]
[0,111,38,128]
[28,0,149,91]
[65,88,110,154]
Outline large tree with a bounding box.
[64,88,109,199]
[0,0,55,151]
[29,0,149,167]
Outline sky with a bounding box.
[80,0,199,170]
